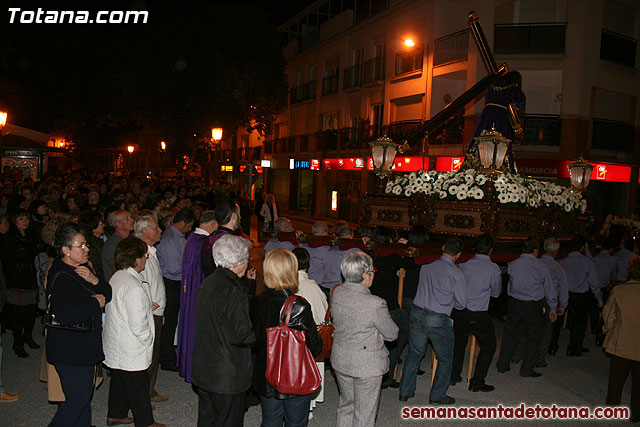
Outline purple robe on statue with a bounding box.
[177,232,207,383]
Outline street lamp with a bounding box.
[127,145,135,154]
[473,128,511,173]
[567,155,594,193]
[211,127,223,143]
[404,39,415,47]
[0,111,7,129]
[160,141,166,151]
[370,135,399,176]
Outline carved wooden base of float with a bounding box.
[360,193,589,243]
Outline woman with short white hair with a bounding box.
[192,235,256,427]
[331,251,398,427]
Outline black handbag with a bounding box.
[42,271,95,332]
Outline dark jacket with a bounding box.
[192,267,256,394]
[250,289,323,399]
[370,254,418,311]
[86,234,104,279]
[46,258,112,366]
[0,227,39,290]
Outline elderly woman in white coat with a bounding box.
[103,237,163,427]
[331,251,398,427]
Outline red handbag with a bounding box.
[265,295,322,395]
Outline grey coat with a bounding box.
[330,281,399,378]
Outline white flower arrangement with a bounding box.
[384,170,587,214]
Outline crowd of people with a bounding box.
[0,170,638,426]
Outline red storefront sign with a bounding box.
[323,157,428,172]
[435,157,465,172]
[517,158,631,182]
[517,159,570,178]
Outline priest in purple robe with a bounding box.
[177,211,218,382]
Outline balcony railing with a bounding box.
[494,23,566,55]
[263,120,430,156]
[322,71,339,95]
[387,120,424,142]
[289,85,303,105]
[298,29,319,53]
[600,30,637,68]
[514,114,562,146]
[302,81,317,101]
[363,57,385,83]
[395,48,423,76]
[434,29,469,67]
[343,65,363,90]
[592,119,635,153]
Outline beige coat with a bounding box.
[602,280,640,362]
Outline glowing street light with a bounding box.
[211,127,223,143]
[127,145,135,154]
[160,141,166,151]
[404,39,415,47]
[0,111,7,129]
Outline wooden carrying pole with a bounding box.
[394,269,406,381]
[467,334,477,383]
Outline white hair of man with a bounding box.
[212,234,252,269]
[311,222,329,236]
[134,214,156,238]
[111,210,129,227]
[274,217,293,233]
[543,237,560,254]
[341,251,373,283]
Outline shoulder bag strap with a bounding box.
[49,271,96,296]
[280,295,297,327]
[324,283,341,322]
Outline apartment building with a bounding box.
[249,0,640,221]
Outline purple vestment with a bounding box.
[177,232,207,383]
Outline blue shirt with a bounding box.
[459,254,501,312]
[413,256,467,316]
[321,247,360,289]
[264,239,295,255]
[157,225,186,281]
[591,250,617,289]
[507,253,557,312]
[540,254,569,311]
[613,249,637,282]
[301,244,330,286]
[559,252,601,304]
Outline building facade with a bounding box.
[257,0,640,222]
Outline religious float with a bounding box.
[360,12,593,245]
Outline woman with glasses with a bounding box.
[331,251,398,427]
[46,223,112,427]
[103,237,163,427]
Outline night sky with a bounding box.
[0,0,316,145]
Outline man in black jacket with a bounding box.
[192,235,255,427]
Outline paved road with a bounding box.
[2,310,633,426]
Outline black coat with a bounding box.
[0,227,40,290]
[45,258,112,366]
[250,289,323,399]
[192,267,256,394]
